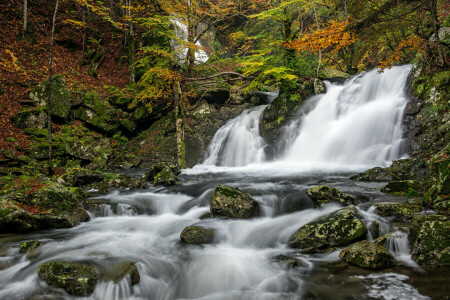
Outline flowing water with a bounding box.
[1,66,448,299]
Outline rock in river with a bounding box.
[289,206,367,253]
[144,162,181,186]
[411,220,450,267]
[180,225,215,245]
[306,185,357,207]
[339,240,395,270]
[211,185,259,219]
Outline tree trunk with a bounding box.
[186,0,195,77]
[22,0,28,37]
[430,0,445,66]
[313,0,321,78]
[175,81,186,169]
[47,0,59,175]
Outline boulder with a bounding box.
[25,142,65,160]
[373,202,422,221]
[339,240,395,270]
[0,182,90,233]
[101,261,140,285]
[58,168,104,187]
[64,136,112,170]
[411,221,450,267]
[37,262,99,296]
[211,185,259,219]
[319,67,351,82]
[29,74,73,119]
[306,185,357,207]
[350,167,396,181]
[274,254,303,269]
[289,206,367,253]
[73,92,119,134]
[180,226,215,245]
[313,78,326,94]
[19,240,44,254]
[11,107,47,129]
[381,180,422,195]
[144,162,181,186]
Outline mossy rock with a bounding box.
[411,221,450,267]
[274,254,303,269]
[64,136,112,169]
[144,162,181,186]
[37,261,99,296]
[19,240,44,254]
[73,92,119,134]
[58,168,104,187]
[29,74,73,119]
[180,225,215,245]
[319,67,351,81]
[350,167,398,181]
[289,206,367,253]
[373,202,422,220]
[101,261,140,285]
[381,180,422,195]
[11,107,47,129]
[211,185,259,219]
[25,142,65,160]
[119,118,136,133]
[306,185,357,207]
[339,240,395,270]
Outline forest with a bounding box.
[0,0,449,299]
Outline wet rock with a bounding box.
[274,254,303,269]
[319,67,351,81]
[381,180,422,194]
[101,261,140,285]
[350,167,396,181]
[0,182,90,233]
[19,240,44,254]
[368,221,380,239]
[211,185,259,219]
[144,162,181,186]
[411,220,450,267]
[313,78,326,94]
[37,262,99,296]
[306,185,357,207]
[374,231,397,246]
[289,206,367,253]
[29,74,73,119]
[58,168,104,187]
[339,240,395,270]
[199,212,213,220]
[180,225,215,245]
[11,107,47,129]
[373,202,422,221]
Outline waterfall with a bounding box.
[201,105,268,167]
[171,18,209,64]
[199,65,412,169]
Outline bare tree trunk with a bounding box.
[47,0,59,175]
[22,0,28,37]
[313,0,321,78]
[175,81,186,168]
[430,0,445,66]
[186,0,195,77]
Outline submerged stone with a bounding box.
[180,225,215,245]
[411,220,450,267]
[306,185,357,207]
[289,206,367,253]
[339,240,395,270]
[37,261,99,296]
[274,254,303,269]
[211,185,259,219]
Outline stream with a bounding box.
[0,66,448,299]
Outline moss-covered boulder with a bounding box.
[319,67,351,81]
[289,206,367,253]
[25,142,65,160]
[101,261,140,285]
[373,202,422,220]
[259,78,314,150]
[211,185,259,219]
[339,240,395,270]
[19,240,44,254]
[0,181,89,233]
[73,92,119,134]
[306,185,357,207]
[425,143,450,214]
[274,254,303,269]
[11,107,47,129]
[144,162,181,186]
[59,168,104,187]
[180,225,215,245]
[37,261,99,296]
[29,74,73,119]
[381,180,422,195]
[411,221,450,267]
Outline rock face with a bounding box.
[339,240,395,270]
[11,108,48,129]
[144,162,181,186]
[37,262,99,296]
[373,202,422,220]
[426,143,450,214]
[411,221,450,267]
[0,182,90,233]
[306,185,357,207]
[211,185,259,219]
[289,206,367,253]
[180,226,215,245]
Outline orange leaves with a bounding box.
[286,18,356,55]
[378,35,425,72]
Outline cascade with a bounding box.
[170,18,209,64]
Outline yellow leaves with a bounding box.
[63,19,86,28]
[286,18,356,55]
[378,35,425,72]
[0,50,24,74]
